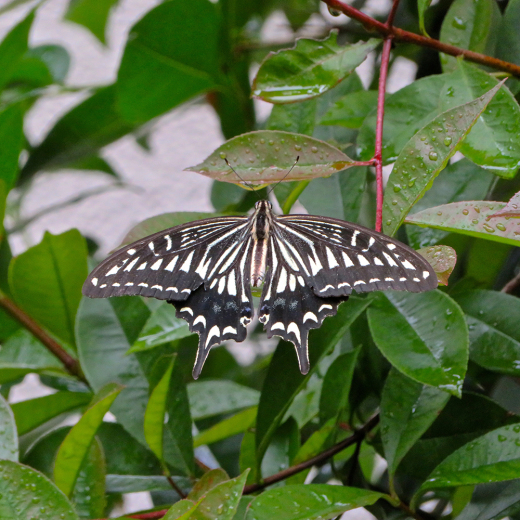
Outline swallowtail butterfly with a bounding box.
[83,201,437,378]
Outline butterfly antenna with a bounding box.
[224,158,262,201]
[267,156,300,198]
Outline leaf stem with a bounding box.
[282,181,310,214]
[0,294,87,384]
[243,414,380,494]
[166,475,187,499]
[321,0,520,77]
[502,270,520,294]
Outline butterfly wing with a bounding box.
[259,214,437,373]
[82,216,254,379]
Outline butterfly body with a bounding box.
[83,201,437,378]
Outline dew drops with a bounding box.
[294,144,302,151]
[483,223,495,233]
[260,138,265,144]
[408,179,415,188]
[498,434,507,442]
[444,137,452,146]
[219,152,226,159]
[472,219,479,224]
[496,222,506,231]
[327,5,342,15]
[386,220,392,226]
[420,135,426,141]
[311,146,318,153]
[393,185,401,193]
[429,151,438,161]
[268,140,274,146]
[392,200,398,205]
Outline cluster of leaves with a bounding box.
[1,0,520,519]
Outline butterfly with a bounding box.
[82,200,437,378]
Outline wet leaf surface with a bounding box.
[417,245,457,285]
[252,33,379,104]
[185,130,354,185]
[490,190,520,218]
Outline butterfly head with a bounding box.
[255,200,272,211]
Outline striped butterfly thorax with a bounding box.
[83,200,437,378]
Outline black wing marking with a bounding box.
[258,237,347,374]
[274,214,437,298]
[82,216,249,301]
[171,237,254,379]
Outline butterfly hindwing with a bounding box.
[171,238,254,379]
[83,216,249,301]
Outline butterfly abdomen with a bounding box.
[251,200,273,287]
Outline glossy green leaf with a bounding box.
[299,167,368,222]
[165,471,249,520]
[252,33,378,103]
[453,290,520,375]
[20,86,134,181]
[367,291,468,396]
[11,391,91,435]
[27,44,70,83]
[417,245,457,286]
[418,424,520,493]
[72,438,106,519]
[0,104,23,191]
[239,430,257,485]
[0,394,17,461]
[262,418,299,478]
[76,296,151,444]
[418,0,432,35]
[186,130,354,185]
[319,90,378,128]
[381,368,450,475]
[490,190,520,218]
[54,383,122,497]
[129,303,190,353]
[0,460,78,520]
[121,212,219,246]
[268,99,317,135]
[105,474,188,493]
[188,380,259,420]
[439,0,499,72]
[187,468,229,501]
[383,81,503,236]
[0,11,32,91]
[65,0,118,44]
[319,348,359,424]
[246,485,386,520]
[194,407,257,447]
[144,357,174,461]
[256,296,371,466]
[496,0,520,94]
[405,201,520,247]
[406,159,494,249]
[9,229,88,347]
[116,0,220,123]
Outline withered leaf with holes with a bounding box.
[83,201,437,378]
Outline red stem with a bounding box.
[374,38,393,232]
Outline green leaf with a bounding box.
[76,296,151,444]
[453,290,520,375]
[262,418,299,478]
[439,0,500,72]
[129,303,191,353]
[27,44,70,83]
[72,438,106,519]
[491,190,520,218]
[0,11,33,91]
[187,468,229,501]
[496,0,520,94]
[54,383,122,497]
[165,471,249,520]
[382,81,503,236]
[381,368,450,476]
[0,460,78,520]
[9,229,88,347]
[65,0,118,44]
[418,0,433,36]
[417,424,520,494]
[120,212,218,246]
[11,391,91,435]
[194,407,257,447]
[319,348,359,424]
[255,296,371,467]
[268,99,317,135]
[417,245,457,286]
[185,130,354,185]
[319,90,378,128]
[367,291,468,396]
[246,485,386,520]
[405,159,494,249]
[405,201,520,247]
[105,474,188,493]
[299,167,368,222]
[144,357,174,461]
[252,33,379,103]
[188,380,259,420]
[116,0,220,123]
[0,394,17,461]
[20,86,134,181]
[0,104,23,191]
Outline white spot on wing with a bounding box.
[326,247,339,269]
[354,280,366,286]
[357,255,370,266]
[351,230,360,246]
[374,257,384,266]
[319,304,333,312]
[287,323,301,345]
[297,276,305,286]
[151,284,163,290]
[137,262,147,270]
[164,235,172,251]
[271,322,285,331]
[387,243,396,250]
[289,274,296,292]
[151,259,163,270]
[138,283,148,287]
[106,264,121,276]
[303,312,318,323]
[223,326,237,335]
[91,278,98,286]
[180,307,193,315]
[124,258,139,272]
[276,268,288,293]
[194,315,206,328]
[127,249,136,255]
[401,259,416,270]
[342,252,354,267]
[423,271,430,279]
[125,282,134,286]
[383,252,398,267]
[205,325,220,347]
[180,251,195,272]
[319,284,335,293]
[227,270,237,296]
